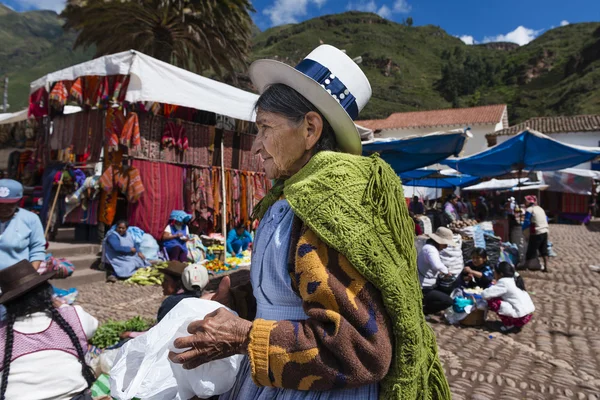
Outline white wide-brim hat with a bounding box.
[427,227,457,247]
[249,45,372,155]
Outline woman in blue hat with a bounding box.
[162,210,192,262]
[0,179,46,271]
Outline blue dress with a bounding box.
[220,200,378,400]
[104,231,148,278]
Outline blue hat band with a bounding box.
[295,59,359,120]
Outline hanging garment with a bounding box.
[84,76,102,107]
[105,108,126,152]
[121,112,141,150]
[98,150,123,226]
[112,75,130,104]
[28,88,48,118]
[69,77,84,105]
[49,81,68,111]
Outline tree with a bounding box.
[406,17,413,27]
[61,0,254,80]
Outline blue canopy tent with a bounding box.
[363,130,469,173]
[441,129,600,177]
[403,175,480,188]
[399,169,479,188]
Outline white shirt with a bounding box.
[164,224,190,237]
[482,277,535,318]
[5,305,98,400]
[527,205,549,235]
[417,244,449,288]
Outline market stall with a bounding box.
[29,50,268,252]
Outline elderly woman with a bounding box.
[104,220,149,281]
[169,45,449,399]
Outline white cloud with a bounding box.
[15,0,66,13]
[483,26,542,46]
[459,35,476,45]
[393,0,411,13]
[560,20,569,26]
[347,0,411,19]
[263,0,327,26]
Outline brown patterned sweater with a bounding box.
[232,218,393,391]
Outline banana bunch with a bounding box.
[125,265,166,286]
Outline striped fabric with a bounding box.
[128,160,185,240]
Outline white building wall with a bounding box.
[495,131,600,169]
[377,123,500,156]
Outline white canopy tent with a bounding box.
[0,109,28,125]
[463,178,531,191]
[31,50,259,122]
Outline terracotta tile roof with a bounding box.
[486,115,600,138]
[356,104,507,131]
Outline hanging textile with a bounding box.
[49,81,68,111]
[105,108,125,152]
[112,75,130,104]
[84,76,102,107]
[121,112,141,150]
[98,149,123,226]
[29,88,48,118]
[128,159,185,240]
[69,78,84,105]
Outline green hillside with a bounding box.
[0,4,92,113]
[1,8,599,124]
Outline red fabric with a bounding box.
[28,88,48,118]
[129,160,184,240]
[561,193,588,214]
[487,299,533,328]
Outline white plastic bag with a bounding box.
[110,298,242,400]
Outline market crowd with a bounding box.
[0,44,556,400]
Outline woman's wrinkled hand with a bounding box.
[168,308,252,370]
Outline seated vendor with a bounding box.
[104,220,149,282]
[157,262,209,322]
[162,210,192,262]
[226,223,253,256]
[462,248,494,289]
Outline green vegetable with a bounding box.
[90,316,153,349]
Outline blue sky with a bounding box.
[3,0,599,46]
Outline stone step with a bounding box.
[47,242,101,259]
[51,267,106,289]
[54,227,75,242]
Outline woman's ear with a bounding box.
[304,111,324,151]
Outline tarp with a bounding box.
[30,50,259,122]
[542,170,597,195]
[442,129,600,177]
[0,109,28,125]
[463,178,530,191]
[403,185,442,200]
[400,168,479,188]
[363,129,469,173]
[403,175,480,189]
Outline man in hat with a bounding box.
[157,261,209,323]
[0,179,46,271]
[522,195,549,272]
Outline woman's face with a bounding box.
[472,255,485,267]
[162,274,179,296]
[252,109,324,179]
[116,223,127,236]
[0,203,18,221]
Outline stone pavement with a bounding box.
[75,224,600,399]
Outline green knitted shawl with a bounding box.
[254,151,450,400]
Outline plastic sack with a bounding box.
[139,233,160,261]
[99,348,120,375]
[167,319,242,400]
[110,298,242,400]
[440,235,464,275]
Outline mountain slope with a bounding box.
[0,6,92,112]
[1,9,599,125]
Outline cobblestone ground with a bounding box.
[76,224,600,399]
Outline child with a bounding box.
[462,248,494,289]
[482,262,535,332]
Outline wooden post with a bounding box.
[221,139,227,263]
[44,170,64,239]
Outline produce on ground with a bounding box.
[90,316,152,349]
[125,262,168,286]
[205,259,229,273]
[448,219,478,230]
[207,245,225,253]
[463,287,484,295]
